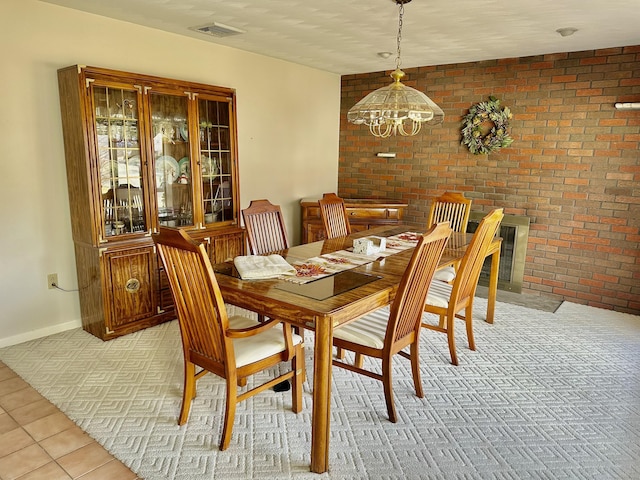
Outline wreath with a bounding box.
[461,96,513,155]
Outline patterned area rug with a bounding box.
[1,300,639,479]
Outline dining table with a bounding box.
[213,224,501,473]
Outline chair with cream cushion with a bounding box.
[318,193,351,239]
[153,227,304,450]
[427,191,473,282]
[331,222,452,423]
[423,208,504,366]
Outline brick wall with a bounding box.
[339,46,640,315]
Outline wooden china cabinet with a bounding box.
[57,65,244,340]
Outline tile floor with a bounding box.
[0,361,139,480]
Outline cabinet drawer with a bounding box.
[346,208,387,219]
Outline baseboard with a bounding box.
[0,319,83,348]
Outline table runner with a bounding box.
[281,231,421,284]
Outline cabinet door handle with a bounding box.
[125,278,141,293]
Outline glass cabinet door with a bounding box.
[149,92,194,228]
[199,97,234,224]
[93,85,146,238]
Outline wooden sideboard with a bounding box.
[300,198,408,243]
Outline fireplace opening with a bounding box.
[466,212,530,293]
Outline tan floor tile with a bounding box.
[39,426,94,459]
[0,413,19,435]
[0,377,29,397]
[0,443,51,480]
[0,366,16,382]
[8,399,59,426]
[0,427,34,457]
[57,442,114,479]
[0,386,45,412]
[23,412,75,442]
[14,461,73,480]
[76,459,138,480]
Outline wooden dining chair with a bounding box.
[153,227,304,450]
[423,208,504,366]
[241,198,307,380]
[242,199,289,255]
[427,191,472,232]
[331,222,452,423]
[318,193,351,239]
[427,191,473,282]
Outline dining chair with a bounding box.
[153,227,304,450]
[331,222,452,423]
[318,193,351,239]
[423,208,504,366]
[427,191,473,282]
[241,199,289,255]
[241,198,306,381]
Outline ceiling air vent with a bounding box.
[191,22,246,38]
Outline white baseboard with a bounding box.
[0,319,83,348]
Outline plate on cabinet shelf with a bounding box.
[155,155,179,185]
[180,123,188,141]
[120,156,141,187]
[201,155,219,176]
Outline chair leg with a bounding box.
[382,358,397,423]
[179,361,195,425]
[354,352,364,368]
[446,314,458,366]
[291,344,303,413]
[410,341,424,398]
[465,305,476,351]
[220,376,238,451]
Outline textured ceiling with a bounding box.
[41,0,640,75]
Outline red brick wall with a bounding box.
[339,46,640,314]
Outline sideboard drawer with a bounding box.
[346,208,387,219]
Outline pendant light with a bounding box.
[347,0,444,138]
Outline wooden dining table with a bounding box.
[213,224,500,473]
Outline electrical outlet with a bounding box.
[47,273,58,289]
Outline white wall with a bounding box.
[0,0,340,346]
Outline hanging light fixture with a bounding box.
[347,0,444,138]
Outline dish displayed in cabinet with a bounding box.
[201,155,219,176]
[155,155,179,184]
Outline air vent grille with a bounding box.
[191,22,245,38]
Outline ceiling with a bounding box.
[41,0,640,75]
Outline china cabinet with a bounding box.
[57,65,244,340]
[300,198,408,243]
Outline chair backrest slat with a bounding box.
[318,193,351,239]
[451,208,504,307]
[242,199,289,255]
[387,222,452,346]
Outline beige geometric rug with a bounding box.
[1,299,639,479]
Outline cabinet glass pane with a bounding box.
[150,92,193,228]
[199,99,234,224]
[93,86,146,237]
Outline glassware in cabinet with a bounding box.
[199,97,234,224]
[92,85,146,238]
[149,92,194,228]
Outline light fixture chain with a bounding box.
[396,2,404,70]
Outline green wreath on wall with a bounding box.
[461,96,514,155]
